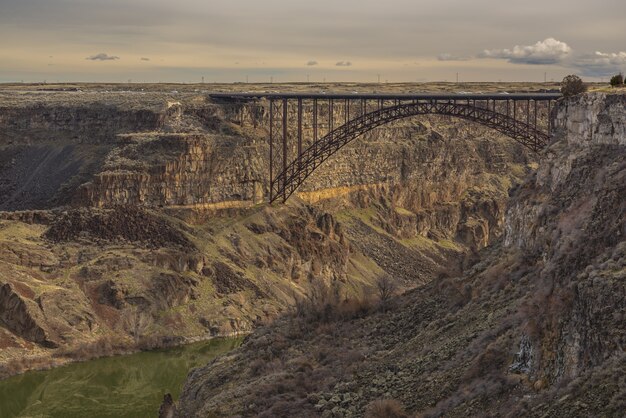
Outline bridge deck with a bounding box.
[209,92,562,101]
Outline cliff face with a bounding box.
[552,92,626,147]
[71,96,532,253]
[0,92,167,210]
[174,94,626,418]
[0,88,532,260]
[503,93,626,384]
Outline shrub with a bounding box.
[364,399,410,418]
[560,75,587,97]
[609,73,624,87]
[376,273,397,310]
[291,281,372,323]
[123,306,153,344]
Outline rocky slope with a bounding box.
[174,94,626,417]
[0,84,532,377]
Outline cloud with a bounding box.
[86,53,119,61]
[437,53,470,61]
[140,57,150,61]
[306,60,318,66]
[572,51,626,76]
[335,61,352,67]
[479,38,571,65]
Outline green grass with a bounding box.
[436,239,462,252]
[400,235,437,251]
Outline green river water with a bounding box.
[0,337,242,418]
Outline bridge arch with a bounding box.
[271,101,550,202]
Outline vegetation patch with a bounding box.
[44,206,194,250]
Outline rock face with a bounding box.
[77,133,267,207]
[553,93,626,146]
[503,94,626,385]
[0,283,56,347]
[174,94,626,418]
[0,94,165,145]
[0,92,168,210]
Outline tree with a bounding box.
[376,274,396,310]
[610,73,624,87]
[124,306,153,344]
[560,75,587,97]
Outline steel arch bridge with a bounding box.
[210,92,561,203]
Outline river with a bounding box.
[0,337,242,418]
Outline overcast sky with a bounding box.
[1,0,624,83]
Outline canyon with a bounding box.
[0,83,534,378]
[173,92,626,417]
[0,83,623,418]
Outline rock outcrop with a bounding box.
[0,282,56,347]
[553,93,626,146]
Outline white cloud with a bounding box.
[480,38,571,65]
[573,51,626,76]
[306,60,318,66]
[335,61,352,67]
[437,53,470,61]
[86,53,120,61]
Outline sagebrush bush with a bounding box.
[364,399,410,418]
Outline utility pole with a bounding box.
[377,74,381,83]
[456,72,459,83]
[201,76,204,84]
[307,74,310,83]
[246,75,249,83]
[544,72,547,83]
[270,76,273,84]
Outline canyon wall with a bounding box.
[552,92,626,147]
[0,91,534,249]
[504,93,626,384]
[174,94,626,418]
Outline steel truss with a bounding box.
[209,93,560,203]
